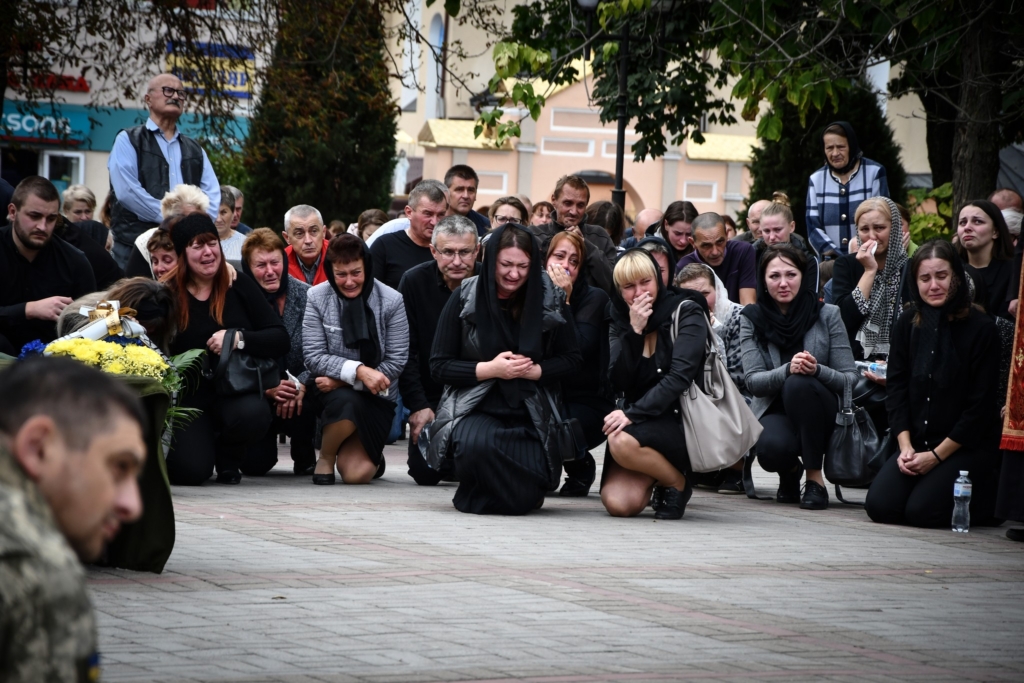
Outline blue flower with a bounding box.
[107,335,144,347]
[17,340,46,360]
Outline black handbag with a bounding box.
[545,390,587,463]
[207,328,279,396]
[825,376,883,495]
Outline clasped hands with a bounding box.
[897,445,939,477]
[266,380,305,419]
[314,365,390,396]
[789,351,817,376]
[480,351,542,381]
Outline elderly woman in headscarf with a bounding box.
[805,121,891,259]
[831,196,911,366]
[428,224,582,515]
[865,240,1002,528]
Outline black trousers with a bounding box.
[866,449,998,528]
[756,374,838,474]
[166,387,273,485]
[240,403,317,476]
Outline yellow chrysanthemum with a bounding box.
[104,360,127,374]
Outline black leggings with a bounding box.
[756,374,838,474]
[166,387,273,485]
[865,449,998,528]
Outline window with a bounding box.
[541,138,594,157]
[476,171,508,195]
[41,151,84,196]
[683,181,717,202]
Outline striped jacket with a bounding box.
[805,158,889,257]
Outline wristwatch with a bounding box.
[236,331,245,350]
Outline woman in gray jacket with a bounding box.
[304,234,408,485]
[740,244,858,510]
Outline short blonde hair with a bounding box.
[854,197,893,227]
[61,184,96,212]
[613,250,658,290]
[161,184,210,218]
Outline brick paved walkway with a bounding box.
[89,443,1024,682]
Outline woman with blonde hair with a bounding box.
[126,184,211,278]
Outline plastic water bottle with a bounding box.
[868,361,887,378]
[952,471,972,533]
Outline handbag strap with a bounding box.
[671,300,716,390]
[214,328,238,384]
[835,484,866,506]
[544,388,564,423]
[742,451,773,500]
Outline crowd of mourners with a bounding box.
[2,102,1024,541]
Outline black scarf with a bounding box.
[609,248,709,335]
[742,258,823,350]
[909,252,971,389]
[823,120,864,176]
[241,251,292,316]
[326,251,382,368]
[476,224,545,363]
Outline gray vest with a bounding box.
[109,125,205,246]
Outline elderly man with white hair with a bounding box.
[107,72,220,268]
[283,204,330,286]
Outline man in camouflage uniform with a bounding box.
[0,357,147,682]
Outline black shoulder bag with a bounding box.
[207,328,280,396]
[545,389,588,463]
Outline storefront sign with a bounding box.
[1,104,90,144]
[166,42,255,100]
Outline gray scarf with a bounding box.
[857,197,909,357]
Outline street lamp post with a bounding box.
[576,0,630,211]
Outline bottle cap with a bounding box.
[960,470,968,476]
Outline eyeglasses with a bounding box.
[157,86,188,100]
[492,214,521,225]
[437,247,476,261]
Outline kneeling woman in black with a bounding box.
[601,249,710,520]
[865,240,1002,528]
[303,234,409,484]
[429,224,582,515]
[739,244,858,510]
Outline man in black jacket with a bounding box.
[527,175,616,294]
[1,177,96,355]
[398,214,479,484]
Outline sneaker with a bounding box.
[654,482,693,520]
[776,466,803,504]
[649,485,665,512]
[717,468,745,495]
[800,480,829,510]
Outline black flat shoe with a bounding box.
[312,472,336,485]
[717,468,745,495]
[1007,528,1024,542]
[654,482,693,520]
[800,480,829,510]
[373,457,386,480]
[650,485,665,512]
[216,471,241,485]
[293,462,316,476]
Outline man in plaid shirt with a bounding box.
[805,121,890,259]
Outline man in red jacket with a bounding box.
[283,204,329,285]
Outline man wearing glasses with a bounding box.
[397,214,479,484]
[107,73,220,268]
[283,204,330,285]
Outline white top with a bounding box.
[364,217,409,247]
[220,230,246,262]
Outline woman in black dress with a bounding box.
[955,199,1015,319]
[865,240,1002,528]
[601,249,710,520]
[545,230,613,496]
[165,214,290,485]
[429,224,582,515]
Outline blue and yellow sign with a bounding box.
[165,42,255,100]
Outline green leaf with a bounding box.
[756,112,782,140]
[444,0,461,18]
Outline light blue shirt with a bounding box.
[107,118,220,224]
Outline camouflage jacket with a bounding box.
[0,445,99,682]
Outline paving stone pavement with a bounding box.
[89,442,1024,683]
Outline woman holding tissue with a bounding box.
[831,197,912,363]
[303,234,409,485]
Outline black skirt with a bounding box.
[316,387,396,465]
[622,412,691,476]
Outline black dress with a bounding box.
[563,283,614,451]
[315,387,395,467]
[431,298,581,515]
[966,259,1013,319]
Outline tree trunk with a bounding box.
[952,19,1002,211]
[919,72,958,189]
